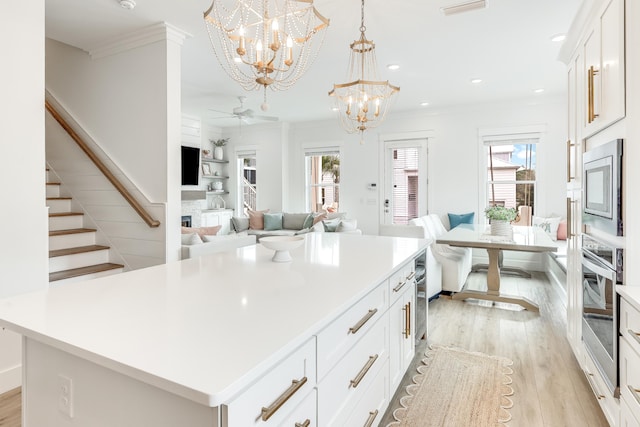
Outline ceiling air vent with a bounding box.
[441,0,487,16]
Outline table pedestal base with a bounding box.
[451,289,539,312]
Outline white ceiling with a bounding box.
[45,0,582,128]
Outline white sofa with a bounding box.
[181,234,256,259]
[408,214,473,293]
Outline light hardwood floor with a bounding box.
[0,273,608,427]
[380,271,609,427]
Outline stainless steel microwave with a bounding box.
[583,139,623,236]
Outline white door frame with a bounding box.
[378,131,434,225]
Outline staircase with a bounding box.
[46,171,124,285]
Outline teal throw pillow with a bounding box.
[323,218,341,232]
[448,212,475,229]
[302,213,314,229]
[263,212,283,231]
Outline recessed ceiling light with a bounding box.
[420,102,430,106]
[441,0,486,16]
[533,88,545,93]
[331,107,339,112]
[470,78,483,84]
[551,33,566,42]
[119,0,136,10]
[387,64,400,71]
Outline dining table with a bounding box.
[436,224,558,312]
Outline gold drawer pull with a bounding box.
[629,386,640,407]
[566,140,576,182]
[261,376,307,421]
[406,271,416,281]
[364,409,379,427]
[393,280,407,293]
[627,329,640,347]
[350,354,379,388]
[295,419,311,427]
[584,371,605,400]
[349,309,378,334]
[403,301,411,339]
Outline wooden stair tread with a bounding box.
[46,197,72,200]
[49,263,124,282]
[49,228,96,237]
[46,182,61,186]
[49,212,83,218]
[49,245,110,258]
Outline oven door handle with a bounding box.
[582,256,616,282]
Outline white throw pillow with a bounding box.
[336,219,358,232]
[532,216,561,241]
[181,233,203,245]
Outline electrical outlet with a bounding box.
[57,374,74,418]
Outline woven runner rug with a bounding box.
[387,345,514,427]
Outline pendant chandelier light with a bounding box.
[329,0,399,140]
[204,0,330,110]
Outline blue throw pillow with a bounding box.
[448,212,475,229]
[263,212,283,231]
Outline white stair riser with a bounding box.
[45,185,60,198]
[47,199,71,214]
[50,268,124,286]
[49,215,83,231]
[49,232,96,251]
[49,250,110,273]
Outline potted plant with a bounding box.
[484,206,517,236]
[210,138,229,160]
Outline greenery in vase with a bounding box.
[211,138,229,147]
[484,206,517,222]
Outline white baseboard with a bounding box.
[0,364,21,393]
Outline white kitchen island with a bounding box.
[0,232,428,427]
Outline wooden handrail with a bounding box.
[45,101,160,228]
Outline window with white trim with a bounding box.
[237,151,257,214]
[305,148,340,213]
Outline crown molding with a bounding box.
[89,22,192,60]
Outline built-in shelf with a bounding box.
[206,190,229,195]
[202,158,229,164]
[202,175,229,179]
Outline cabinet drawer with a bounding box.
[316,283,387,380]
[318,312,388,426]
[389,261,416,305]
[621,395,640,427]
[582,344,618,426]
[620,299,640,356]
[620,336,640,422]
[225,338,316,426]
[343,358,389,427]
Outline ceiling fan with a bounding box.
[209,96,279,124]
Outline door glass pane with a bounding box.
[392,148,419,224]
[306,153,340,213]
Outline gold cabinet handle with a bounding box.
[584,370,605,400]
[349,309,378,334]
[393,280,407,293]
[260,376,307,421]
[627,329,640,347]
[350,354,379,388]
[403,301,411,338]
[566,140,576,182]
[566,198,576,239]
[295,420,311,427]
[629,386,640,407]
[406,271,416,281]
[364,409,379,427]
[588,65,600,123]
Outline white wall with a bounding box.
[288,98,568,235]
[45,26,186,262]
[0,0,48,393]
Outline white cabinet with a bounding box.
[583,0,625,137]
[620,297,640,426]
[201,209,233,235]
[389,263,416,392]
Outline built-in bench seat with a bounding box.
[545,240,568,300]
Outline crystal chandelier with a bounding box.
[329,0,399,139]
[204,0,329,109]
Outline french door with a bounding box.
[381,138,429,225]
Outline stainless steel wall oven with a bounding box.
[581,234,623,396]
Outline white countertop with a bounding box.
[0,233,426,407]
[617,286,640,312]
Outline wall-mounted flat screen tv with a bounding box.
[181,146,200,186]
